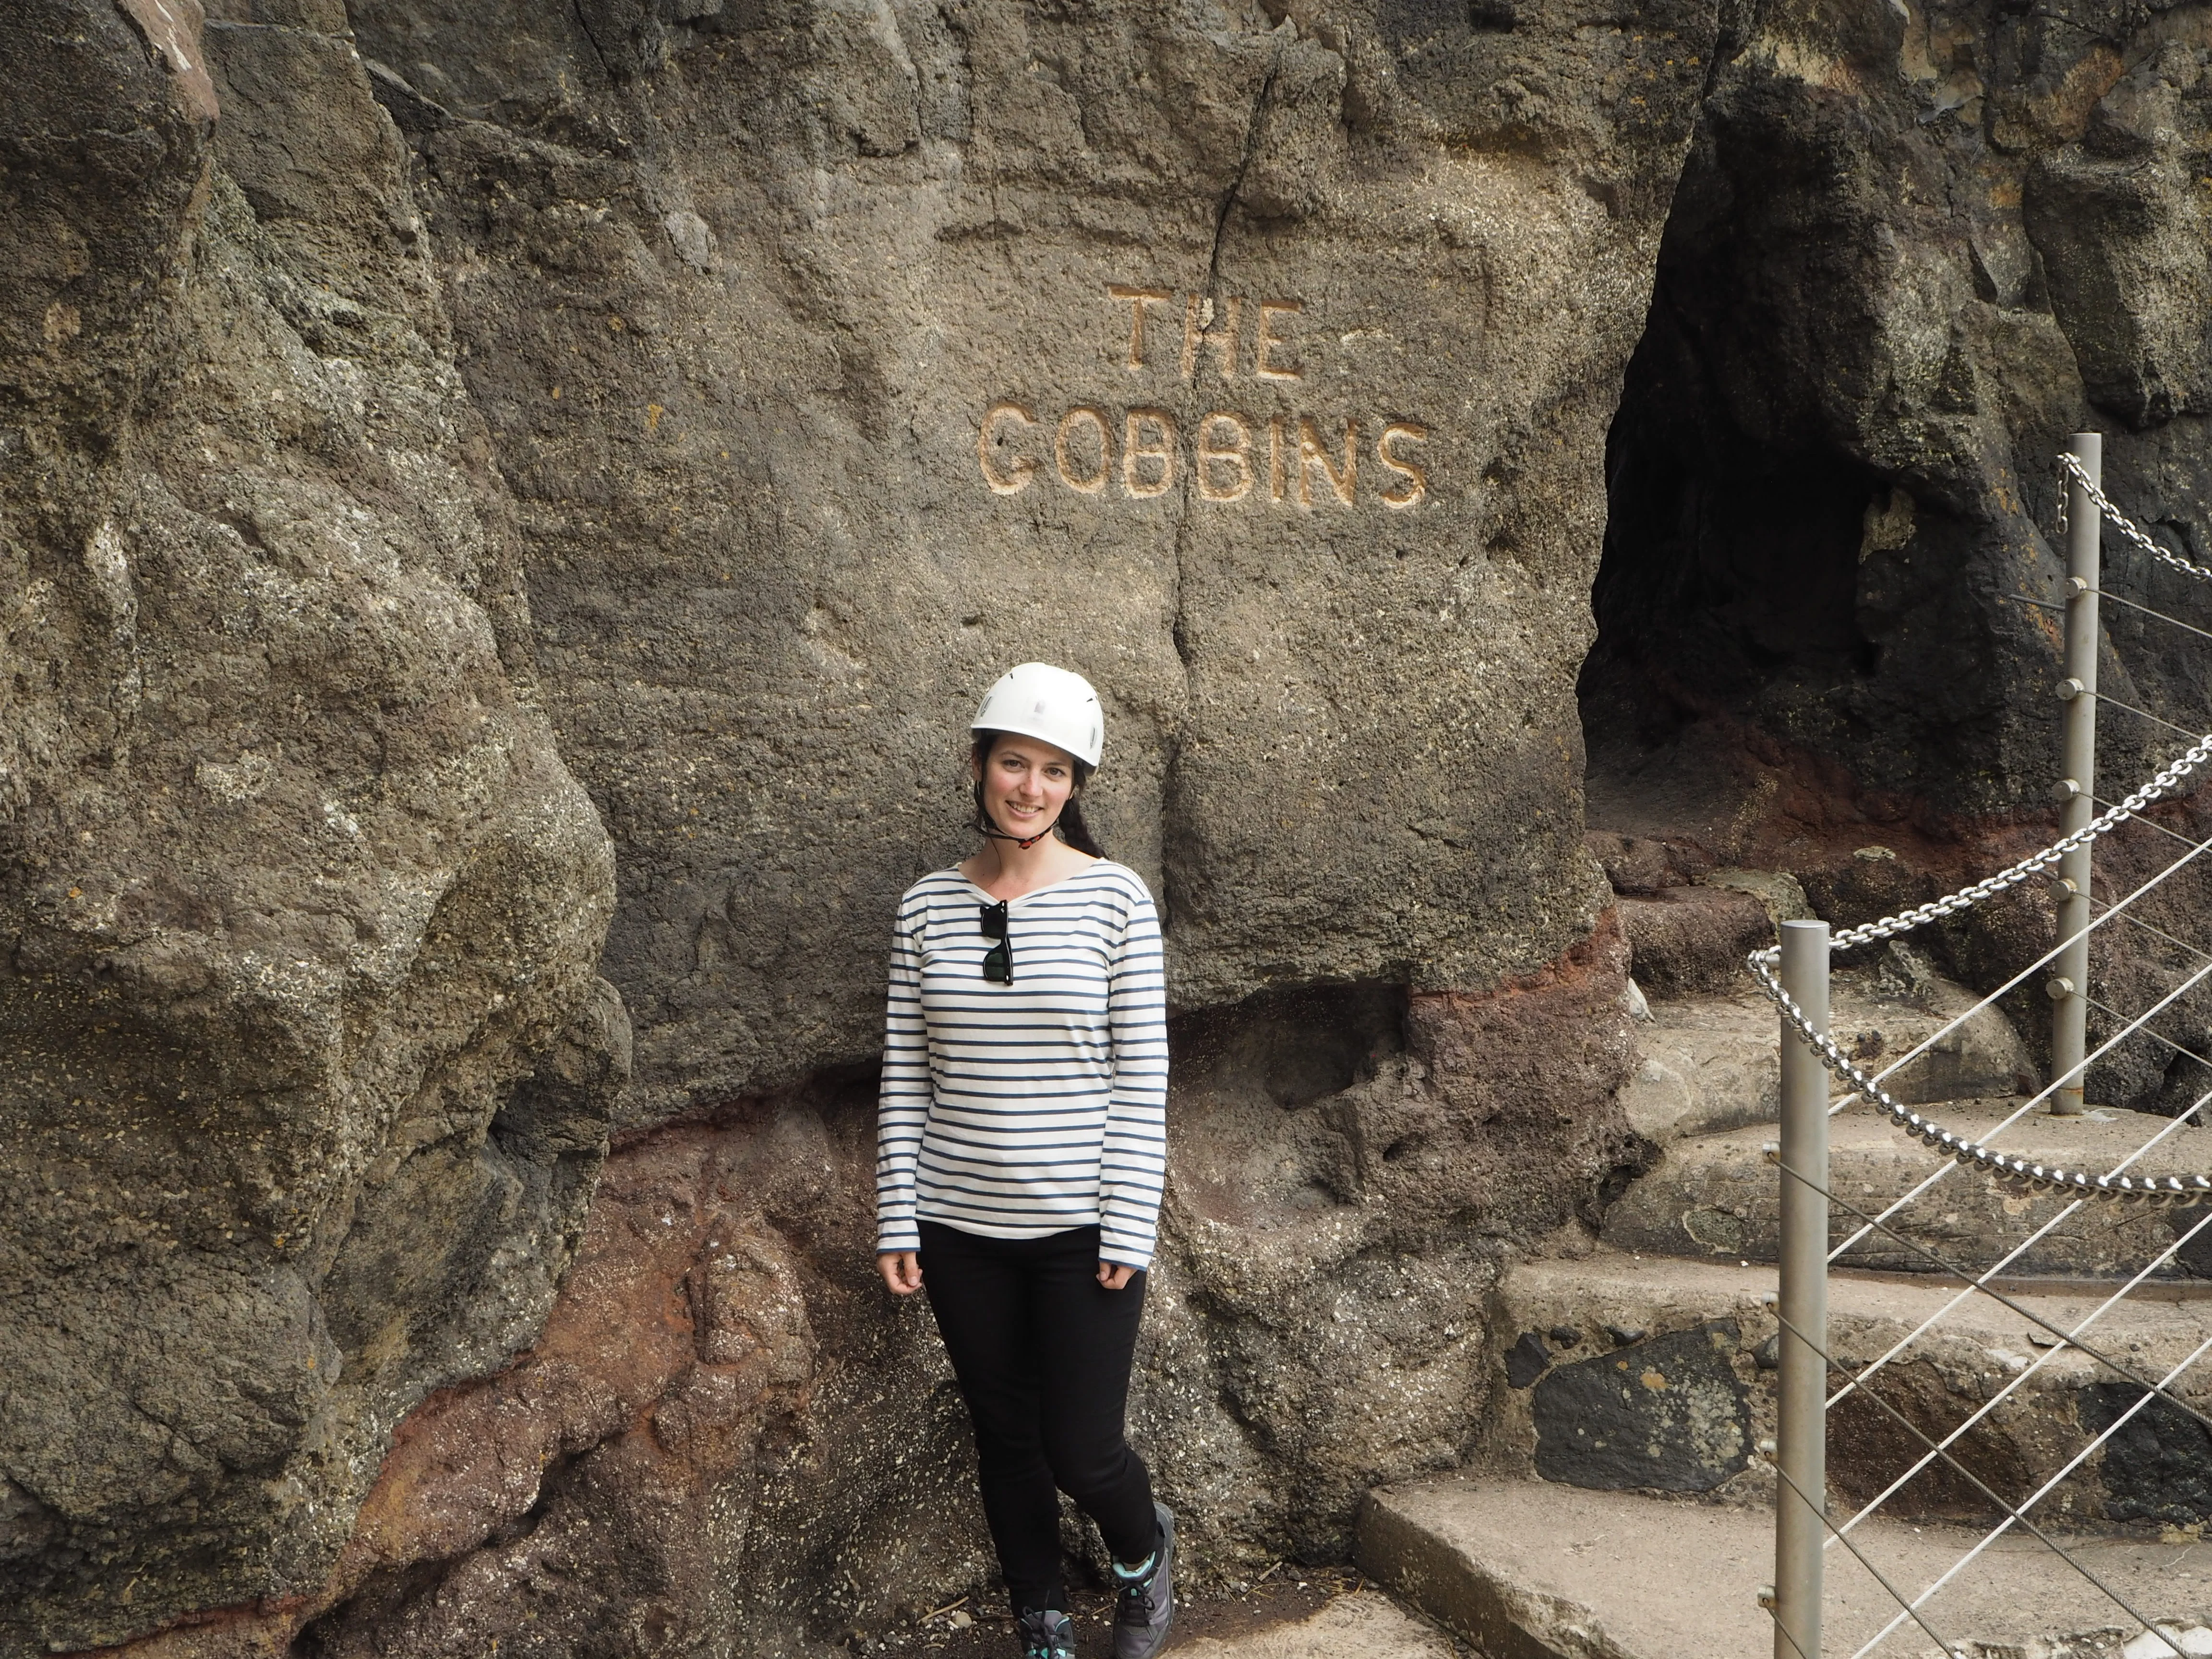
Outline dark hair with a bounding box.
[971,730,1104,857]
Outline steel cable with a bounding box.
[1843,1324,2212,1659]
[1767,1454,1968,1659]
[1755,451,2212,1659]
[1818,1080,2212,1417]
[1773,1309,2177,1650]
[1792,1160,2212,1444]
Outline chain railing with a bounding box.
[1752,436,2212,1659]
[2062,449,2212,585]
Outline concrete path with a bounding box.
[1362,1477,2212,1658]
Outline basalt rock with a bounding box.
[0,2,621,1650]
[1617,884,1773,997]
[84,910,1642,1659]
[1581,0,2212,824]
[1529,1320,1750,1492]
[338,0,1727,1116]
[82,0,1711,1635]
[28,0,2212,1653]
[1580,0,2212,1120]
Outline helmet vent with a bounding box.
[970,662,1106,769]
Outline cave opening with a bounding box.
[1577,214,1891,845]
[1573,75,2053,842]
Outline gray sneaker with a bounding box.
[1016,1607,1076,1659]
[1111,1502,1176,1659]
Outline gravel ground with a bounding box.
[862,1565,1363,1658]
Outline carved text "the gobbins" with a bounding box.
[975,284,1431,511]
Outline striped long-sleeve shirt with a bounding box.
[875,860,1170,1269]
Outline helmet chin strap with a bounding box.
[982,816,1061,851]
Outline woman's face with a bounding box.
[975,734,1079,839]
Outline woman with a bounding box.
[876,662,1175,1659]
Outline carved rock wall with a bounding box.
[342,0,1725,1116]
[237,1,1707,1641]
[8,0,1717,1646]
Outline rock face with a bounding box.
[1585,0,2110,815]
[8,0,1714,1647]
[0,2,624,1651]
[24,0,2212,1653]
[341,0,1725,1115]
[152,1,1698,1645]
[1581,0,2212,1117]
[51,918,1643,1658]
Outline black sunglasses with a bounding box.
[979,901,1012,983]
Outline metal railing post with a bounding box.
[2054,431,2102,1115]
[1775,918,1830,1659]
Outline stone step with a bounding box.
[1602,1098,2212,1279]
[1358,1477,2212,1659]
[1481,1251,2212,1527]
[1616,880,1778,997]
[1624,961,2033,1149]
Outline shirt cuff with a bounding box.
[877,1221,921,1254]
[1098,1234,1154,1272]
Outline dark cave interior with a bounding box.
[1574,69,2082,839]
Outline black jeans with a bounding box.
[917,1221,1157,1613]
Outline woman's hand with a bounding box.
[878,1250,923,1295]
[1097,1261,1137,1290]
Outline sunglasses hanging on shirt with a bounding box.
[979,901,1012,983]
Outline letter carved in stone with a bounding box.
[1197,412,1251,503]
[1123,408,1177,498]
[977,401,1038,495]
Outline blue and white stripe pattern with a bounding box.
[875,861,1169,1269]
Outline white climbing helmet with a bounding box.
[971,662,1104,769]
